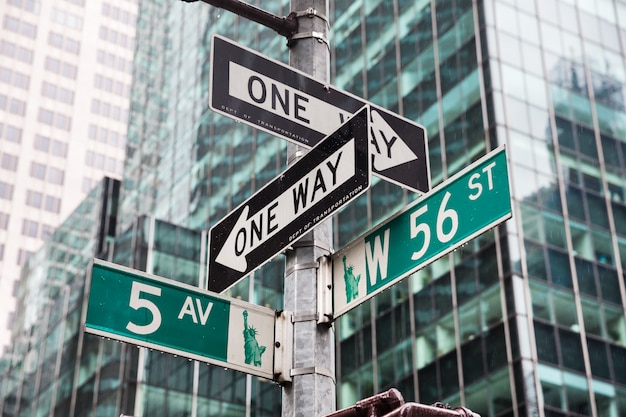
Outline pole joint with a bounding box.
[286,8,330,49]
[290,366,335,382]
[294,7,329,28]
[273,310,294,384]
[317,255,334,325]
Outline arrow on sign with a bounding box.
[369,109,419,171]
[210,35,430,193]
[215,138,356,272]
[208,106,371,293]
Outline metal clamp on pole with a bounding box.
[288,31,330,49]
[273,310,294,384]
[291,239,333,254]
[284,261,319,277]
[317,255,333,325]
[294,7,330,28]
[290,366,335,383]
[287,7,330,48]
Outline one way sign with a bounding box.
[208,107,371,293]
[210,35,430,194]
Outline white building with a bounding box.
[0,0,137,353]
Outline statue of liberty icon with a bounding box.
[343,255,360,303]
[243,310,266,367]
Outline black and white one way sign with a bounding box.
[210,35,430,194]
[208,107,371,293]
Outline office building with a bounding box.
[0,0,137,351]
[2,0,626,416]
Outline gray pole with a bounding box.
[283,1,335,416]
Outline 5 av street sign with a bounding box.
[85,260,278,380]
[332,146,512,318]
[210,35,430,194]
[208,107,370,293]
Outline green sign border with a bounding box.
[85,259,277,380]
[332,145,512,318]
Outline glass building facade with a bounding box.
[2,0,626,416]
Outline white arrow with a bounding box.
[369,109,418,172]
[227,63,419,173]
[215,139,356,272]
[215,205,252,272]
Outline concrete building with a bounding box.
[0,0,136,351]
[2,0,626,416]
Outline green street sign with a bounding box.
[85,260,278,380]
[332,146,512,318]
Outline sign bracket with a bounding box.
[317,255,333,325]
[273,310,294,384]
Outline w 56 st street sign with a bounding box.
[85,260,284,380]
[332,146,512,318]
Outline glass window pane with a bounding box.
[558,329,585,373]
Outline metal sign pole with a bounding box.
[282,1,335,416]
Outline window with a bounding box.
[41,82,74,104]
[20,22,37,39]
[41,224,54,240]
[0,212,9,229]
[47,167,65,185]
[25,190,42,208]
[9,98,26,116]
[34,134,50,151]
[51,8,83,30]
[51,141,68,158]
[16,45,33,63]
[30,162,46,180]
[98,25,134,50]
[2,16,19,32]
[1,153,18,171]
[85,151,94,166]
[38,108,72,131]
[91,99,100,114]
[0,181,14,200]
[88,124,97,140]
[38,108,54,125]
[95,153,105,169]
[3,15,37,39]
[44,57,77,79]
[47,31,80,54]
[44,195,61,213]
[0,67,29,89]
[55,113,71,130]
[0,67,10,83]
[65,38,80,54]
[102,3,135,26]
[106,157,116,173]
[0,41,14,57]
[17,248,34,266]
[22,219,39,237]
[82,177,93,193]
[7,0,40,14]
[5,125,22,143]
